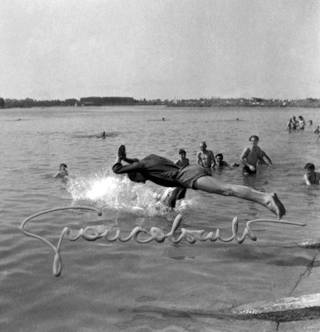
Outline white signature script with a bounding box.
[20,206,305,277]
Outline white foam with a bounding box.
[67,173,195,217]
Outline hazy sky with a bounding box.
[1,0,319,100]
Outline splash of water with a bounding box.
[67,172,194,217]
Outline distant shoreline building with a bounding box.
[79,96,138,106]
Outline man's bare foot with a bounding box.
[266,193,286,219]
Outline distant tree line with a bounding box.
[3,98,66,108]
[1,96,320,109]
[1,96,139,108]
[166,97,320,108]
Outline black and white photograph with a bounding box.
[1,1,320,331]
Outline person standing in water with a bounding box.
[240,135,273,174]
[298,116,306,130]
[286,118,293,131]
[196,141,216,172]
[291,116,298,130]
[304,163,320,185]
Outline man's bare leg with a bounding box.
[194,176,286,219]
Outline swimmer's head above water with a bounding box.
[304,163,315,176]
[304,163,315,171]
[249,135,259,146]
[249,135,259,142]
[128,172,146,183]
[199,141,207,151]
[59,163,67,171]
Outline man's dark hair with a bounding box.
[179,149,186,155]
[249,135,259,141]
[304,163,315,170]
[215,153,223,159]
[60,163,67,168]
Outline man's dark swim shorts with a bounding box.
[176,165,208,189]
[242,166,257,175]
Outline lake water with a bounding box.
[1,106,320,331]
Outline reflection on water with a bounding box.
[1,106,320,331]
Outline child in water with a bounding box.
[175,149,190,167]
[54,163,69,180]
[304,163,320,185]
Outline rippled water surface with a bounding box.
[1,106,320,331]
